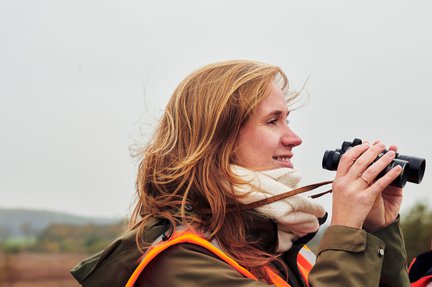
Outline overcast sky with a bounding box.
[1,0,431,218]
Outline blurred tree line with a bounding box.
[34,222,124,253]
[0,222,124,255]
[401,202,432,262]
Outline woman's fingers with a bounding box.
[358,150,396,185]
[336,142,370,176]
[388,144,398,152]
[337,142,386,177]
[368,164,403,195]
[337,141,401,187]
[349,143,386,179]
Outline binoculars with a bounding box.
[322,138,426,188]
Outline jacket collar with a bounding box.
[242,210,326,254]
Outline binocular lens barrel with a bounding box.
[397,155,426,184]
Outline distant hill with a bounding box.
[0,208,122,237]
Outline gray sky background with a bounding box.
[1,0,431,218]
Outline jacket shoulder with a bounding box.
[70,219,168,287]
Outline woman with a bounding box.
[71,60,410,286]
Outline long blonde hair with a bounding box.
[129,60,297,279]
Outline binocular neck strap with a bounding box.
[231,180,333,213]
[198,180,333,214]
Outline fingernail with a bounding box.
[387,150,395,157]
[376,143,385,149]
[394,165,403,172]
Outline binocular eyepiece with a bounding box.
[322,138,426,188]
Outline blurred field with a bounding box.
[0,252,89,287]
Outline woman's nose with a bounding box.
[281,128,302,147]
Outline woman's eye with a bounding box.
[267,119,277,125]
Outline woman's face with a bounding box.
[234,83,302,171]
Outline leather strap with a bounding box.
[201,180,333,214]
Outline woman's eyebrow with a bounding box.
[265,109,288,118]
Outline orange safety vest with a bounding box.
[126,230,313,287]
[410,277,432,287]
[409,255,432,287]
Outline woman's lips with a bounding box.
[273,155,293,168]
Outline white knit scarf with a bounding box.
[232,165,326,252]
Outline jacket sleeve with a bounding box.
[372,216,410,286]
[135,243,276,287]
[308,218,409,287]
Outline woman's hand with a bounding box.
[330,142,403,230]
[363,144,403,232]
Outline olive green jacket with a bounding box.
[71,213,409,286]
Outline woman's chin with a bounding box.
[274,160,293,169]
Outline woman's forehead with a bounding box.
[255,85,288,115]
